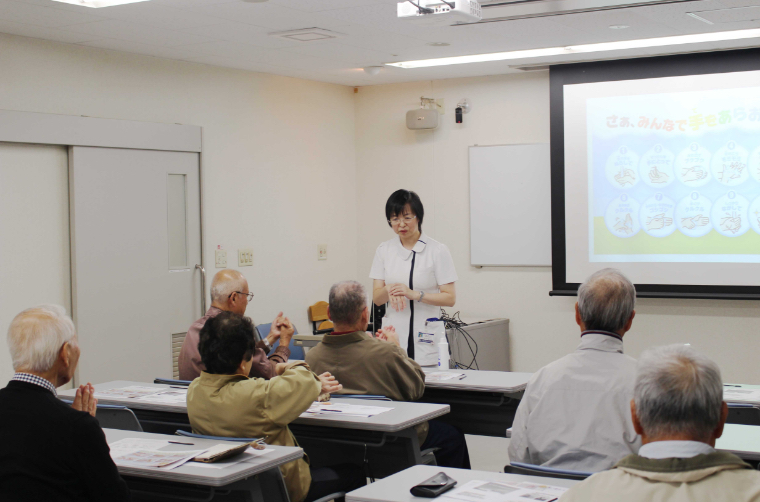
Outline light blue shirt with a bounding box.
[638,440,715,459]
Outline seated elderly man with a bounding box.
[508,268,641,471]
[0,305,130,501]
[179,269,293,380]
[561,345,760,501]
[187,311,365,502]
[306,280,470,469]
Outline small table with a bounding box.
[104,428,302,502]
[293,334,323,348]
[63,381,450,479]
[420,369,531,438]
[716,423,760,461]
[346,465,578,502]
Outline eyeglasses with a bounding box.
[230,291,254,303]
[388,215,416,225]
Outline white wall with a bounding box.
[0,143,71,382]
[0,33,357,341]
[355,73,760,384]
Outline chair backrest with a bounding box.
[318,320,334,331]
[258,322,304,360]
[505,462,592,481]
[154,378,191,386]
[60,399,142,432]
[308,301,329,322]
[176,430,258,442]
[727,404,760,426]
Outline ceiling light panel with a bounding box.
[52,0,151,7]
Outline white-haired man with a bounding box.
[179,269,293,380]
[561,345,760,501]
[0,305,130,501]
[508,268,641,471]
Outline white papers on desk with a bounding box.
[137,389,188,405]
[190,448,275,469]
[300,402,393,418]
[109,438,206,470]
[96,386,164,399]
[442,480,568,502]
[426,372,465,382]
[724,388,760,404]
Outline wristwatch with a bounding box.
[417,290,425,302]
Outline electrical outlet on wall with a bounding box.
[238,248,253,267]
[215,249,227,268]
[318,244,327,261]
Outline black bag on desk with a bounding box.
[410,472,457,498]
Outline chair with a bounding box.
[176,431,347,502]
[308,301,334,335]
[504,462,593,480]
[153,378,191,386]
[259,322,305,360]
[727,403,760,426]
[61,400,143,432]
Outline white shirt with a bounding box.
[638,441,716,459]
[508,332,641,472]
[370,233,457,366]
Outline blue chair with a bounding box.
[154,378,191,386]
[258,322,305,360]
[176,431,346,502]
[504,462,593,480]
[61,400,143,432]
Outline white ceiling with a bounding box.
[0,0,759,86]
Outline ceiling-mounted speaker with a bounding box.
[406,109,439,130]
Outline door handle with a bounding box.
[195,264,206,314]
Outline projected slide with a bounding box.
[588,85,760,263]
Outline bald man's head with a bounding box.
[210,269,248,314]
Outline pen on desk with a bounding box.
[724,384,741,387]
[168,441,194,445]
[458,375,467,380]
[169,386,187,389]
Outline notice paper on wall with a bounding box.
[442,480,568,502]
[300,402,393,418]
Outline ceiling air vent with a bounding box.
[269,28,344,42]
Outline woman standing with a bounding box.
[370,189,457,366]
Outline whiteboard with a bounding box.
[469,144,552,266]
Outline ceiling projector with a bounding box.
[397,0,482,26]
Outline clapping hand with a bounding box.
[269,312,294,346]
[376,326,400,347]
[72,383,97,418]
[386,284,410,312]
[318,372,343,395]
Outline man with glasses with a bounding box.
[179,269,293,381]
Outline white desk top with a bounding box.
[346,465,578,502]
[716,424,760,461]
[104,428,302,487]
[422,369,531,394]
[62,381,449,433]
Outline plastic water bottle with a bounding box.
[438,339,449,369]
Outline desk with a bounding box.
[420,370,531,438]
[105,428,301,502]
[346,465,578,502]
[63,381,450,479]
[723,384,760,426]
[293,334,322,348]
[716,424,760,461]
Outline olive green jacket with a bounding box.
[187,363,321,502]
[560,451,760,501]
[305,330,428,442]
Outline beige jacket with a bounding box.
[560,451,760,502]
[305,330,428,442]
[187,363,321,502]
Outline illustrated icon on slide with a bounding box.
[676,192,713,238]
[675,143,711,187]
[641,193,676,238]
[711,191,750,237]
[749,196,760,236]
[749,146,760,184]
[712,141,749,187]
[605,194,640,238]
[606,146,639,188]
[640,144,674,188]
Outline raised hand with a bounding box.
[376,326,400,347]
[318,372,343,395]
[72,383,97,418]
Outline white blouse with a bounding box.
[370,233,458,365]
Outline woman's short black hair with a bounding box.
[385,189,424,232]
[198,312,256,375]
